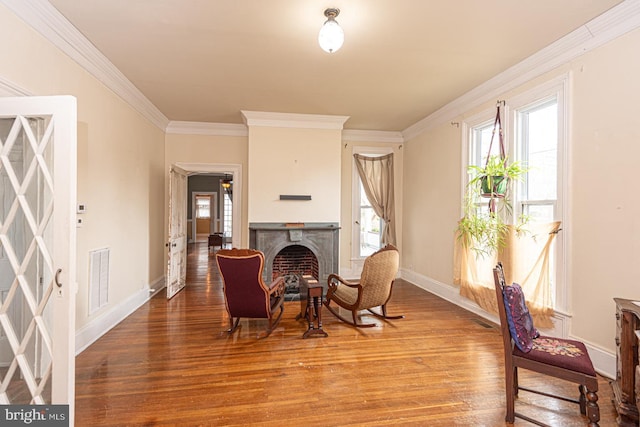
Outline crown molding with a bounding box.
[166,121,248,137]
[342,129,404,144]
[402,0,640,141]
[0,75,32,96]
[1,0,170,131]
[241,110,349,130]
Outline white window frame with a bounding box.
[351,146,393,261]
[221,188,233,239]
[461,73,570,314]
[195,195,211,219]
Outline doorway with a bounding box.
[167,163,242,296]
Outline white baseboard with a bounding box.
[75,276,166,355]
[399,268,616,379]
[148,275,165,298]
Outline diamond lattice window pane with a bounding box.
[6,207,33,267]
[0,181,16,231]
[2,362,32,403]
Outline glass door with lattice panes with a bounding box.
[0,96,76,414]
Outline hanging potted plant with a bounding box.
[457,156,528,256]
[456,103,528,257]
[468,154,528,198]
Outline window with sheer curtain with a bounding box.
[195,195,210,219]
[358,180,382,257]
[455,76,568,327]
[352,147,396,259]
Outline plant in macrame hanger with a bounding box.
[456,101,528,257]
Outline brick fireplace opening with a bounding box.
[272,245,318,300]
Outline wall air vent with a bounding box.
[89,248,109,314]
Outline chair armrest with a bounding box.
[328,273,360,288]
[268,276,285,296]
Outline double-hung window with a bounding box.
[464,75,568,311]
[516,98,558,224]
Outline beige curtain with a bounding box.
[454,221,560,328]
[354,153,396,246]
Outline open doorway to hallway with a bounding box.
[166,163,241,299]
[187,174,234,247]
[192,191,217,243]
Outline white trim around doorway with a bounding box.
[175,163,242,249]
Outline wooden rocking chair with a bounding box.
[324,245,403,327]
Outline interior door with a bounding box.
[0,96,77,416]
[167,165,188,299]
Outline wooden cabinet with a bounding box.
[612,298,640,426]
[636,331,640,419]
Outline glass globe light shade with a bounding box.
[318,19,344,53]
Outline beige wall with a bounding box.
[247,126,341,223]
[569,28,640,348]
[402,26,640,354]
[0,5,166,331]
[402,124,461,285]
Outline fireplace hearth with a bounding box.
[249,223,339,294]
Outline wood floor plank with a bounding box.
[75,242,618,426]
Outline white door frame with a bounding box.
[175,163,242,249]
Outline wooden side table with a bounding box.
[297,275,328,338]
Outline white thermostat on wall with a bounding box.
[77,203,86,213]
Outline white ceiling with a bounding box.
[46,0,623,132]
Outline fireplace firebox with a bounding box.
[272,245,318,300]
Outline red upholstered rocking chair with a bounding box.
[493,262,600,426]
[215,249,285,338]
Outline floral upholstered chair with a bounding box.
[493,262,600,426]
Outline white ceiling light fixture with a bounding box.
[318,8,344,53]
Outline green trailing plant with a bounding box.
[456,154,529,257]
[468,155,528,198]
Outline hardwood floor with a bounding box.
[75,242,618,426]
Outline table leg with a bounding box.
[303,285,328,338]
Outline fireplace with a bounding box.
[249,223,339,294]
[272,245,319,300]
